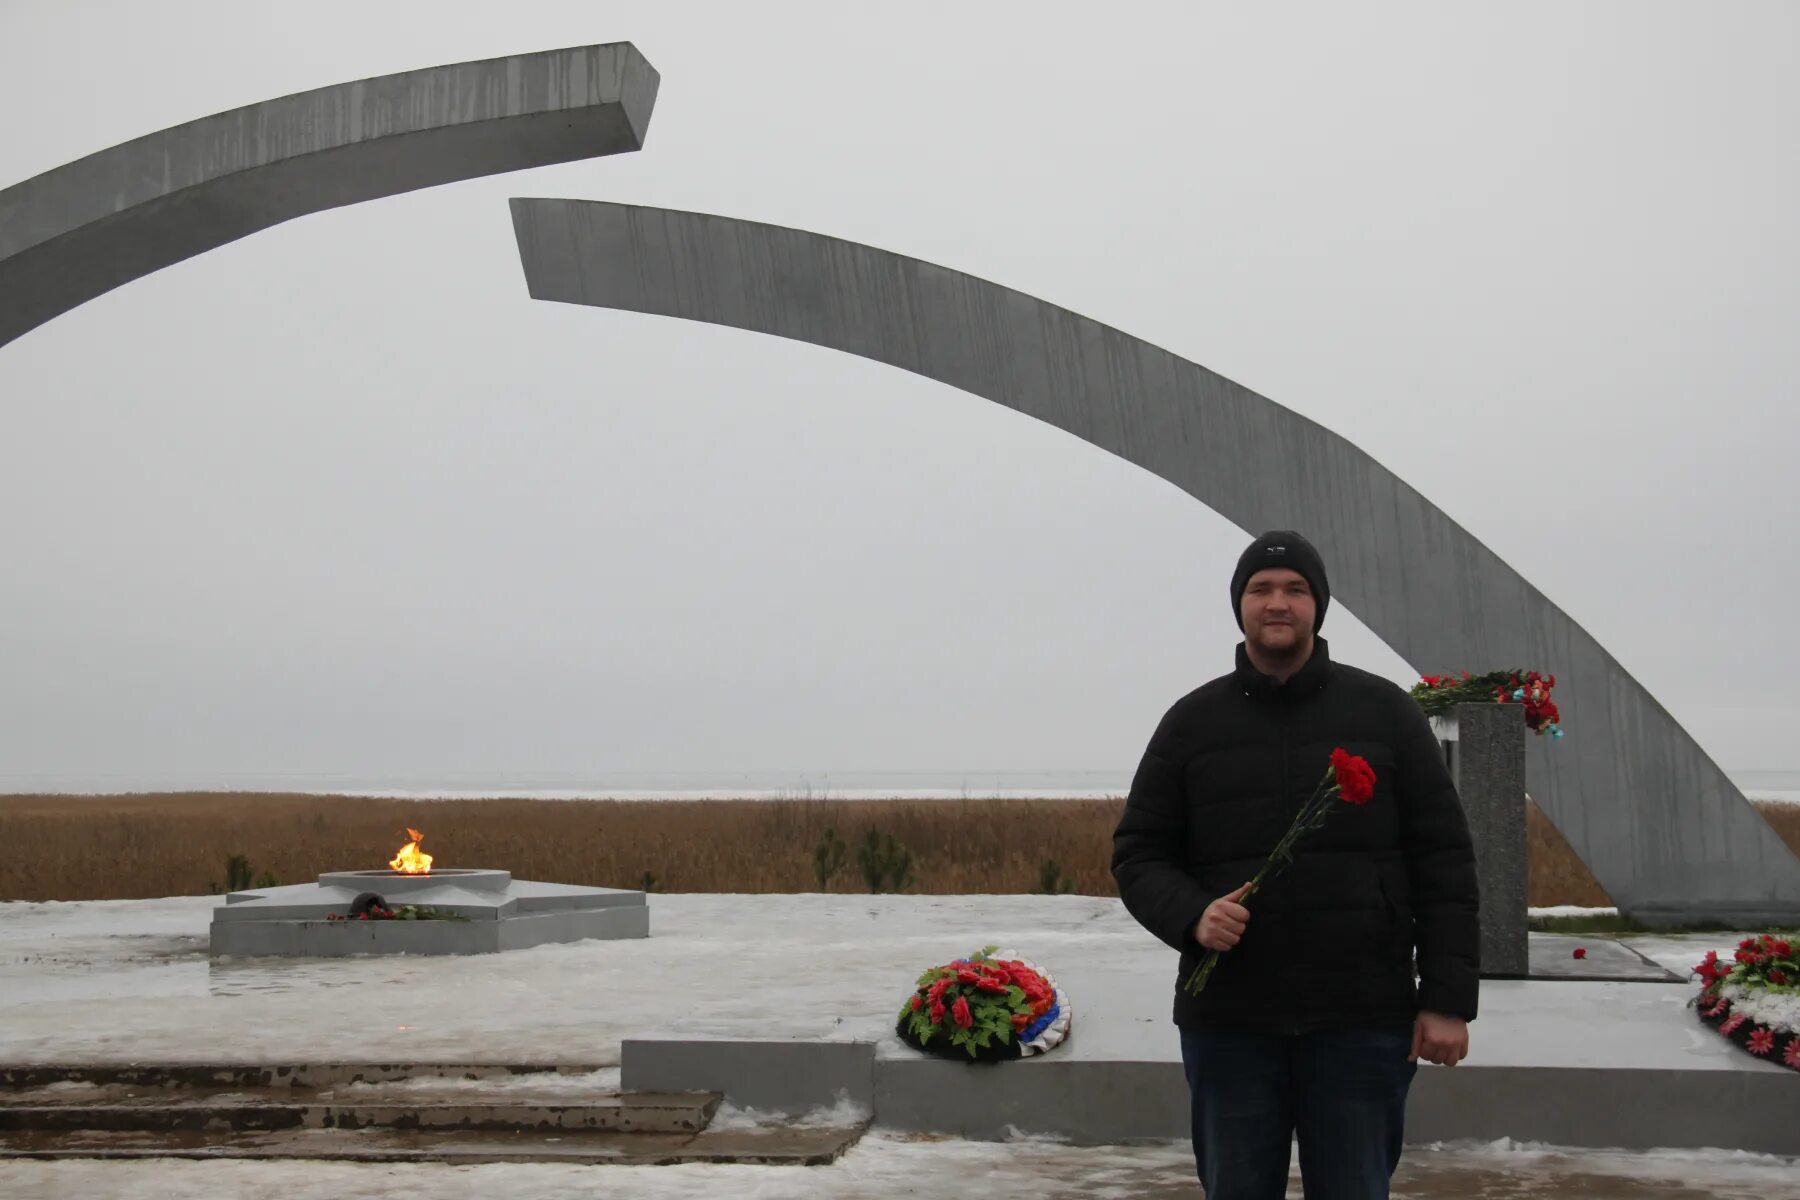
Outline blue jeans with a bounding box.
[1180,1025,1417,1200]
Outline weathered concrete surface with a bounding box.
[0,43,658,349]
[508,199,1800,927]
[0,1062,866,1165]
[622,1037,874,1115]
[1452,703,1530,976]
[0,1095,718,1134]
[0,1123,864,1166]
[1527,935,1681,982]
[0,1072,590,1101]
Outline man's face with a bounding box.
[1241,568,1316,655]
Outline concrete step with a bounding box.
[0,1123,867,1166]
[0,1062,593,1091]
[0,1094,719,1134]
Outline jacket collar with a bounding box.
[1234,636,1332,701]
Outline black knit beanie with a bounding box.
[1230,530,1330,633]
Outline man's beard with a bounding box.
[1252,627,1312,666]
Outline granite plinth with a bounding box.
[1443,703,1530,977]
[209,871,648,957]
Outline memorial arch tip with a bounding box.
[507,197,1800,927]
[0,43,659,350]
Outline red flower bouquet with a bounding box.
[897,946,1070,1062]
[1184,749,1374,995]
[1411,670,1563,738]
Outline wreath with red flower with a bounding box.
[1410,670,1563,738]
[897,946,1071,1062]
[1692,934,1800,1073]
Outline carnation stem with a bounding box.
[1183,764,1338,996]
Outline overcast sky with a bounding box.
[2,1,1796,786]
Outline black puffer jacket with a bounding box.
[1111,638,1480,1032]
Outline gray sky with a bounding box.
[2,0,1796,784]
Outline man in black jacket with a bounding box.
[1112,530,1479,1200]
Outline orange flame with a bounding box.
[389,828,432,875]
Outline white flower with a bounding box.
[1720,981,1800,1035]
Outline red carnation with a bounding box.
[976,976,1009,993]
[956,969,980,985]
[951,997,972,1029]
[1573,947,1587,960]
[1330,749,1376,805]
[1772,969,1790,985]
[910,993,923,1011]
[1769,939,1792,958]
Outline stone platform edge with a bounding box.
[210,905,649,957]
[620,1036,1798,1155]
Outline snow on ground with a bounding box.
[1,1136,1796,1199]
[2,893,1794,1196]
[0,893,1756,1066]
[1527,905,1618,918]
[0,893,1153,1063]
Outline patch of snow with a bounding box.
[707,1091,869,1131]
[1413,1138,1800,1192]
[1526,905,1617,918]
[335,1068,622,1096]
[0,893,1150,1065]
[0,1134,1795,1199]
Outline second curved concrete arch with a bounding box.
[0,43,658,350]
[508,197,1800,925]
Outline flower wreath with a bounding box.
[1692,935,1800,1072]
[1410,670,1563,738]
[896,946,1071,1062]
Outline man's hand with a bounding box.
[1193,882,1253,951]
[1410,1011,1469,1066]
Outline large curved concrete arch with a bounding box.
[509,198,1800,925]
[0,43,657,350]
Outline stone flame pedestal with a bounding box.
[208,868,648,957]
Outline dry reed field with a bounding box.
[1,792,1795,907]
